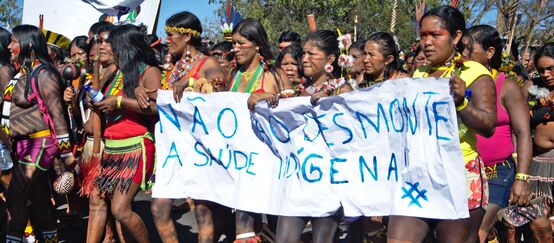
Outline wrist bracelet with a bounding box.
[116,96,123,109]
[187,77,195,88]
[456,98,469,111]
[515,173,530,182]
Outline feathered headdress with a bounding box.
[221,0,241,42]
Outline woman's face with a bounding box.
[536,56,554,87]
[7,36,20,63]
[413,50,427,69]
[350,47,365,75]
[97,31,114,64]
[70,43,87,64]
[232,32,258,66]
[419,15,460,65]
[280,53,300,81]
[363,41,389,78]
[165,28,189,57]
[522,51,535,73]
[302,40,330,78]
[462,37,491,67]
[210,50,232,72]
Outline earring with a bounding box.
[325,64,334,73]
[185,45,191,58]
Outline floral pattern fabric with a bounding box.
[466,157,488,210]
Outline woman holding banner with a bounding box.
[92,24,160,243]
[232,18,289,242]
[387,5,497,243]
[263,29,342,243]
[463,25,532,243]
[136,11,227,243]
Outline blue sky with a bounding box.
[155,0,220,37]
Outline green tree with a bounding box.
[209,0,549,52]
[0,0,21,27]
[209,0,487,51]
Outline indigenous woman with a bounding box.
[525,43,554,242]
[92,24,160,243]
[388,6,497,243]
[6,24,76,243]
[347,39,366,85]
[276,44,303,95]
[64,23,118,243]
[269,30,341,243]
[232,18,289,242]
[411,46,427,74]
[348,32,407,243]
[210,41,234,81]
[464,25,532,243]
[0,26,14,235]
[360,32,407,89]
[139,11,226,243]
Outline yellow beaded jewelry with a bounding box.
[165,26,200,37]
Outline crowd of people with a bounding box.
[0,4,553,243]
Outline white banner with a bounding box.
[22,0,160,39]
[153,77,469,219]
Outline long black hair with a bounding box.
[0,27,11,66]
[211,41,234,61]
[467,25,502,70]
[366,32,400,79]
[420,5,467,52]
[534,43,554,67]
[109,25,159,98]
[12,25,57,75]
[70,36,90,57]
[278,31,301,45]
[277,43,303,77]
[166,11,203,51]
[233,18,274,64]
[304,29,340,78]
[232,18,284,90]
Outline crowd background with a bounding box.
[0,0,553,243]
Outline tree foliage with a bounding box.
[0,0,21,28]
[208,0,551,52]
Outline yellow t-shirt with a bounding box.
[413,61,491,163]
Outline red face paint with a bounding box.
[419,28,450,39]
[11,47,20,57]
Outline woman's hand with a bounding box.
[93,96,118,113]
[247,92,279,110]
[63,87,76,104]
[449,75,466,107]
[135,87,157,109]
[173,79,193,103]
[310,91,328,106]
[510,180,531,206]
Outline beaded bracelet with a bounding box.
[456,98,468,111]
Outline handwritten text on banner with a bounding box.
[152,77,469,219]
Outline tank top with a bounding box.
[413,60,492,164]
[1,72,21,135]
[103,66,156,140]
[229,65,266,93]
[476,72,514,165]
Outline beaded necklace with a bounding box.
[423,53,462,78]
[230,64,264,93]
[163,53,203,90]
